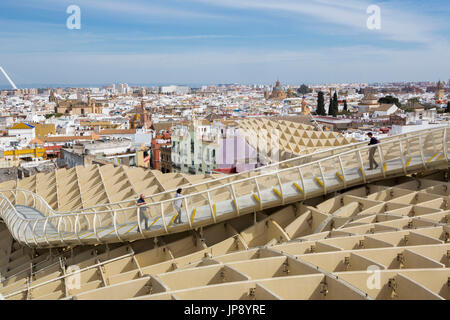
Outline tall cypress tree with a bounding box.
[329,92,338,117]
[328,95,333,116]
[447,101,450,113]
[333,92,338,113]
[343,100,348,112]
[317,91,325,116]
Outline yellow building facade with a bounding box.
[35,123,56,137]
[2,147,46,160]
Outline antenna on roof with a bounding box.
[0,66,18,89]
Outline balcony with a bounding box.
[172,163,180,169]
[200,133,219,143]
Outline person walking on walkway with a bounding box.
[137,194,149,232]
[367,132,379,170]
[173,188,183,224]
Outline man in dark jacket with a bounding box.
[367,132,379,170]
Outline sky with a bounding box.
[0,0,449,87]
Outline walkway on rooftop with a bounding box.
[0,126,449,248]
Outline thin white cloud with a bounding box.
[16,0,228,21]
[192,0,449,44]
[112,34,293,41]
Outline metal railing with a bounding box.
[0,126,448,248]
[39,125,450,215]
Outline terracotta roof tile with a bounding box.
[99,129,136,135]
[43,135,100,142]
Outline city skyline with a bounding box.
[0,0,449,86]
[1,79,448,91]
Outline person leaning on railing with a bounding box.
[137,194,149,232]
[367,132,379,170]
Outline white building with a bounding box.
[117,83,130,94]
[372,104,399,118]
[160,86,190,95]
[98,128,154,147]
[0,116,14,131]
[25,112,46,123]
[391,120,448,135]
[7,122,36,143]
[171,121,258,174]
[407,109,437,123]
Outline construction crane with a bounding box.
[0,66,18,89]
